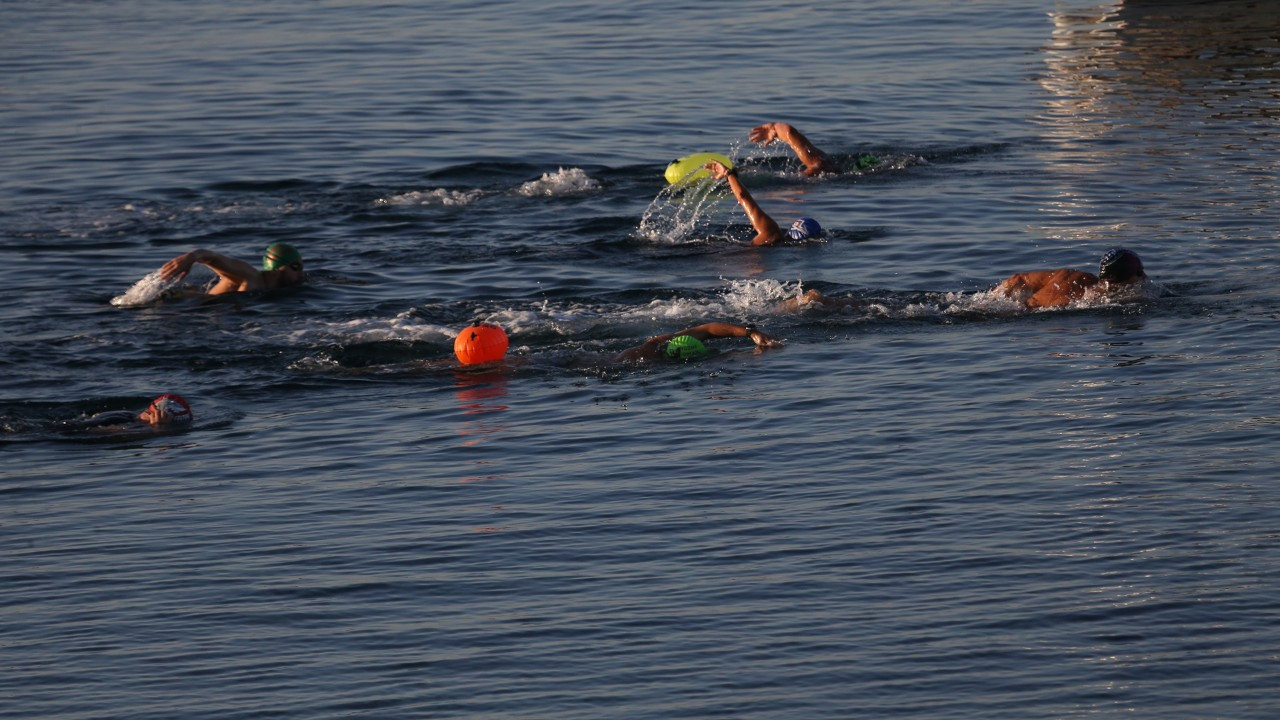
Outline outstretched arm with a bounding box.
[704,161,785,246]
[616,322,783,362]
[669,322,783,349]
[748,122,839,176]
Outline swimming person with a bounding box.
[775,289,864,313]
[748,122,877,176]
[781,248,1148,313]
[63,393,194,432]
[702,160,823,246]
[617,322,783,363]
[160,242,306,295]
[994,248,1147,309]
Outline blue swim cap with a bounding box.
[788,217,823,241]
[663,335,709,361]
[1098,248,1144,282]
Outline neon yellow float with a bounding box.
[664,152,733,186]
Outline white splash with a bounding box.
[944,288,1028,316]
[719,278,807,314]
[286,311,456,344]
[515,167,601,197]
[636,178,731,244]
[110,270,178,308]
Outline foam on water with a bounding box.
[374,188,485,207]
[287,311,456,344]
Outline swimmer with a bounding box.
[160,242,306,295]
[617,322,782,363]
[748,122,877,176]
[994,248,1147,309]
[64,393,194,432]
[703,160,824,246]
[776,288,865,313]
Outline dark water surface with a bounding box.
[3,1,1279,718]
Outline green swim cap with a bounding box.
[262,242,303,271]
[664,335,709,361]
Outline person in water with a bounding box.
[775,288,864,313]
[784,248,1149,313]
[617,322,783,363]
[748,121,877,176]
[65,393,194,432]
[702,160,824,246]
[160,242,306,295]
[994,248,1147,308]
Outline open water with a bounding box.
[3,1,1279,718]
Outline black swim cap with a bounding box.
[1099,248,1144,282]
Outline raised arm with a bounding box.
[704,161,785,246]
[748,122,839,176]
[160,249,264,293]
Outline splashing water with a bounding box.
[515,167,602,197]
[110,270,179,308]
[636,175,734,244]
[719,277,808,314]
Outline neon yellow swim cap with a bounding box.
[664,335,709,361]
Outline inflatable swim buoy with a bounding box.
[454,323,509,365]
[664,152,733,186]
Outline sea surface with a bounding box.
[3,1,1279,718]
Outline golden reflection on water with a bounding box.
[1036,2,1280,248]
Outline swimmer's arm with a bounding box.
[748,122,837,176]
[704,161,784,246]
[161,249,260,285]
[616,333,675,363]
[996,271,1055,297]
[998,269,1096,308]
[674,323,783,348]
[1027,270,1098,308]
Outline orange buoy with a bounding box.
[454,323,509,365]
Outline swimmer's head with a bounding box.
[788,217,823,241]
[141,393,193,426]
[663,335,709,361]
[262,243,304,272]
[1098,248,1144,283]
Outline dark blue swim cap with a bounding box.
[788,217,822,241]
[1099,248,1144,282]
